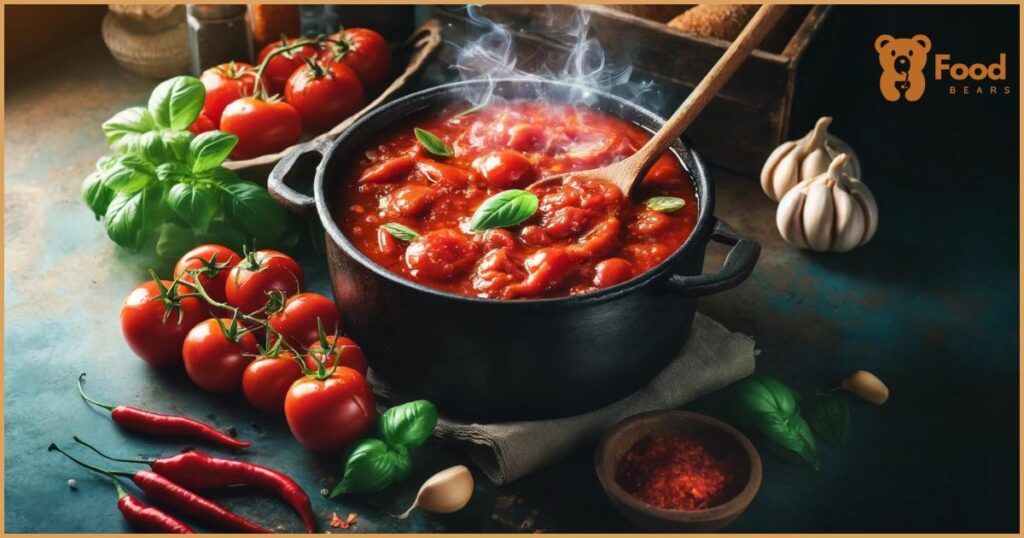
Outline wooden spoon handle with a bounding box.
[634,5,789,171]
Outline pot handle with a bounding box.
[267,139,331,216]
[665,219,760,297]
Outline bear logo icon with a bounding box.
[875,34,931,102]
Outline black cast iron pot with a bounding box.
[268,79,760,421]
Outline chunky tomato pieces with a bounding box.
[336,102,698,299]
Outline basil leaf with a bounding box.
[82,171,113,219]
[468,189,538,232]
[102,158,154,194]
[327,439,411,497]
[725,376,820,470]
[103,184,161,250]
[455,102,487,118]
[168,182,217,231]
[379,400,438,449]
[217,178,287,243]
[155,162,192,184]
[162,130,195,161]
[154,222,196,259]
[380,222,420,242]
[196,217,249,252]
[414,128,454,157]
[645,196,686,213]
[102,107,156,152]
[803,393,850,445]
[148,76,205,131]
[189,131,238,173]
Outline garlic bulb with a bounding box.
[776,154,877,253]
[761,117,862,202]
[397,466,474,519]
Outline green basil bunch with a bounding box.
[83,76,292,259]
[326,400,438,497]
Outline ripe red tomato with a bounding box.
[173,244,241,305]
[225,249,304,314]
[473,150,536,189]
[199,62,262,124]
[182,318,259,393]
[267,292,341,349]
[284,367,375,452]
[257,38,318,95]
[319,28,392,91]
[120,280,206,368]
[242,350,304,412]
[188,113,216,135]
[305,335,368,376]
[220,97,303,159]
[284,60,365,133]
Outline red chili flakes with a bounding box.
[614,435,737,511]
[330,512,357,529]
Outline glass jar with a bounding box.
[186,4,253,75]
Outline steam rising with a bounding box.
[450,6,661,109]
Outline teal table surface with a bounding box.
[5,6,1019,533]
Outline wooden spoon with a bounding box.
[529,5,788,196]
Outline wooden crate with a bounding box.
[431,5,830,177]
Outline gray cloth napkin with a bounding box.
[373,313,756,485]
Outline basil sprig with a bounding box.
[85,75,294,258]
[724,376,820,470]
[645,196,686,213]
[379,222,420,242]
[468,189,538,232]
[414,128,454,157]
[327,400,438,497]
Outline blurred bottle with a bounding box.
[250,5,301,50]
[186,5,253,74]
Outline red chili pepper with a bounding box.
[76,437,316,533]
[78,373,251,449]
[50,444,270,533]
[115,480,195,533]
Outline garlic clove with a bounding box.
[397,465,474,519]
[800,147,831,183]
[776,187,809,249]
[760,140,798,201]
[802,179,834,252]
[830,184,865,253]
[841,370,889,405]
[847,179,878,246]
[768,144,802,202]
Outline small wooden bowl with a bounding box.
[595,411,762,532]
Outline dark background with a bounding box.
[4,4,1019,533]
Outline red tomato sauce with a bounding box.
[333,101,698,299]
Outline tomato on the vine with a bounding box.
[120,279,206,368]
[267,292,341,349]
[173,244,241,305]
[220,97,303,159]
[188,113,217,135]
[284,59,365,133]
[284,366,375,452]
[319,28,392,91]
[225,249,304,314]
[199,62,262,124]
[242,347,304,413]
[182,317,258,393]
[306,335,367,376]
[257,38,318,96]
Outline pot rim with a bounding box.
[314,77,717,309]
